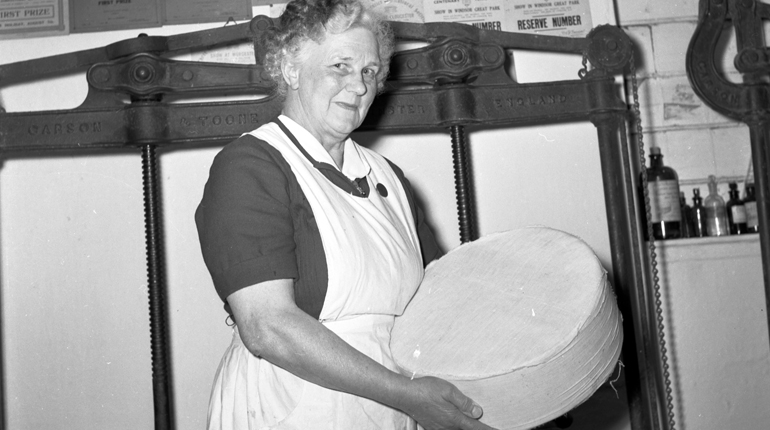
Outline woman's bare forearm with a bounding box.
[250,306,410,408]
[227,280,493,430]
[227,280,411,410]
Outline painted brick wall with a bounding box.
[614,2,770,430]
[617,0,752,207]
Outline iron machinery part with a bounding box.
[686,0,770,120]
[628,54,678,430]
[732,0,770,75]
[389,20,589,53]
[735,47,770,74]
[449,125,476,244]
[0,15,279,86]
[87,53,275,97]
[686,0,770,356]
[591,111,658,430]
[388,38,506,85]
[585,24,634,75]
[142,144,173,430]
[0,15,634,146]
[0,75,625,151]
[1,15,589,88]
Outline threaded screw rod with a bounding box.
[450,125,476,244]
[141,144,173,430]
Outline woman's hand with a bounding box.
[229,281,497,429]
[398,376,498,430]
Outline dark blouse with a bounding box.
[195,133,442,319]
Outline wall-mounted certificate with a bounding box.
[70,0,162,33]
[506,0,592,37]
[424,0,504,30]
[364,0,424,23]
[191,42,257,64]
[164,0,252,25]
[0,0,68,39]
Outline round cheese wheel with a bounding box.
[390,227,623,429]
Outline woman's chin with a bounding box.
[327,117,361,137]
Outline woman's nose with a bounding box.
[346,73,368,95]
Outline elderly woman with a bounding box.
[196,1,493,429]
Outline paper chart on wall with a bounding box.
[363,0,424,23]
[424,0,504,31]
[0,0,68,39]
[70,0,162,33]
[164,0,252,25]
[506,0,592,37]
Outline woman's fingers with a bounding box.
[446,385,483,419]
[403,376,499,430]
[439,380,499,430]
[451,405,499,430]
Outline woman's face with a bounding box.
[283,26,381,145]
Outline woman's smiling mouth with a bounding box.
[335,101,359,111]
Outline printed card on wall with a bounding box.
[70,0,162,33]
[164,0,252,25]
[424,0,504,31]
[506,0,592,37]
[363,0,424,23]
[0,0,69,39]
[190,41,257,64]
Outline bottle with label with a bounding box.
[744,183,759,233]
[691,188,708,237]
[641,147,682,240]
[726,182,747,234]
[704,175,730,237]
[679,191,694,238]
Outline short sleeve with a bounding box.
[195,135,299,304]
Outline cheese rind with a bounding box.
[390,227,623,429]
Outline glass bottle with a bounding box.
[704,175,729,237]
[642,147,681,240]
[691,188,708,237]
[726,182,747,234]
[744,183,759,233]
[679,191,694,238]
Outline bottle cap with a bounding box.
[649,147,661,155]
[693,188,700,196]
[708,175,719,193]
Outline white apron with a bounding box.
[207,116,425,430]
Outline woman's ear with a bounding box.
[281,58,300,91]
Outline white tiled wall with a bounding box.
[651,22,698,75]
[615,1,770,429]
[617,0,702,25]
